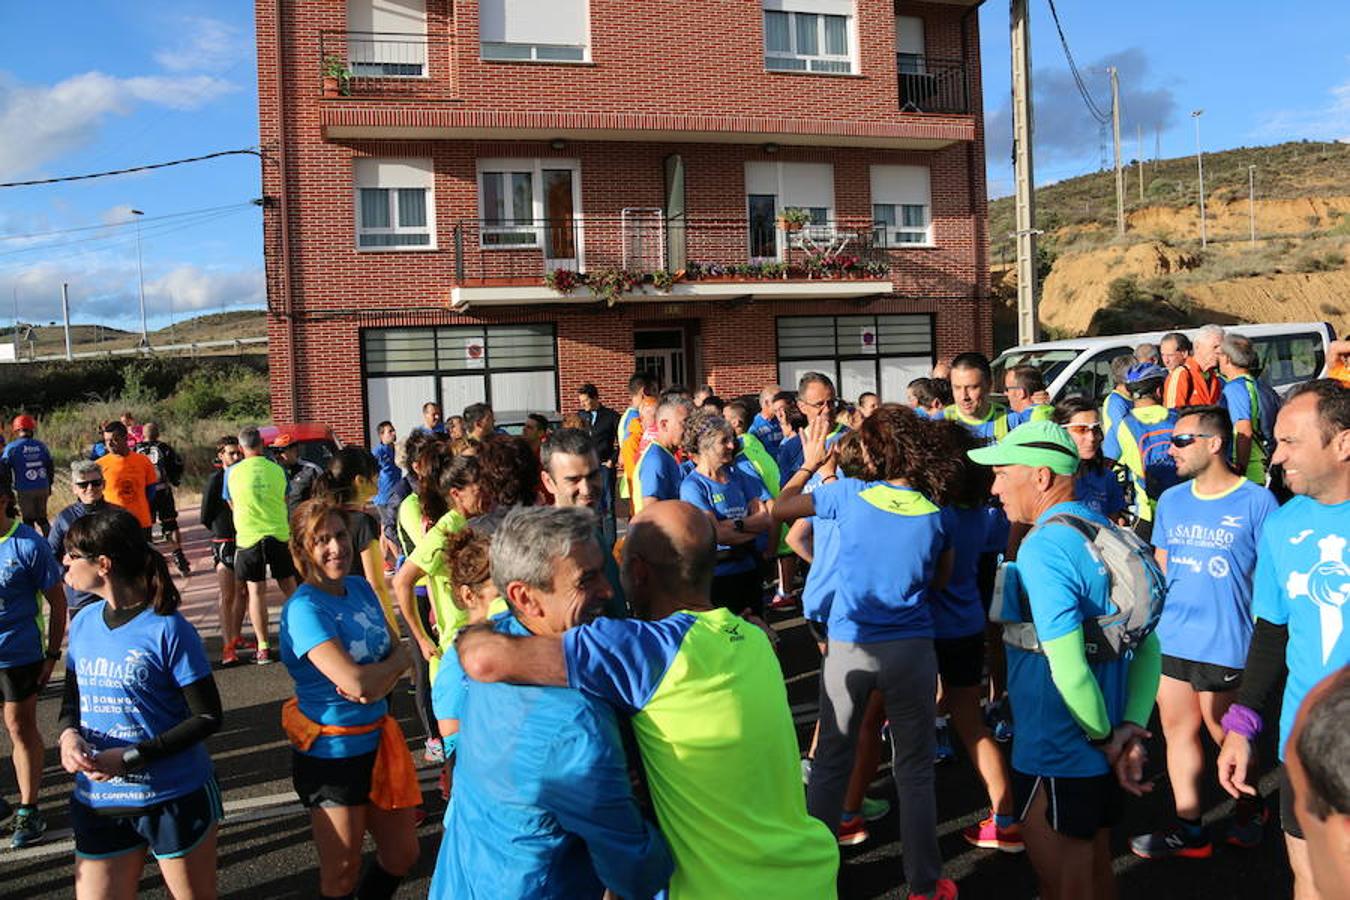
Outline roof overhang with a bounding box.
[449,279,895,311]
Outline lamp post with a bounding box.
[1248,164,1257,244]
[130,209,149,348]
[1191,110,1206,248]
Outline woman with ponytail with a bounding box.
[58,508,222,899]
[314,446,398,637]
[773,405,960,899]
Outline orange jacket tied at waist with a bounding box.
[281,697,421,810]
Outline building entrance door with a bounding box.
[634,328,687,391]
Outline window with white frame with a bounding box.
[477,159,582,261]
[746,161,835,259]
[480,0,588,61]
[346,0,427,77]
[871,165,932,246]
[777,315,935,402]
[355,158,434,249]
[763,0,855,74]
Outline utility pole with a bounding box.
[1137,124,1145,201]
[11,283,18,359]
[131,209,149,349]
[1010,0,1039,344]
[61,282,73,361]
[1248,164,1257,244]
[1110,67,1125,236]
[1191,110,1207,248]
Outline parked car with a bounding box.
[990,321,1335,404]
[259,423,341,468]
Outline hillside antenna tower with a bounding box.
[1011,0,1039,344]
[1191,110,1207,247]
[1110,67,1125,235]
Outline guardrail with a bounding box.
[897,57,969,115]
[7,336,268,364]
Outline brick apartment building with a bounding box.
[256,0,991,445]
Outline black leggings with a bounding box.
[402,591,438,742]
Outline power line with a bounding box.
[0,205,257,267]
[0,149,261,188]
[1044,0,1111,125]
[0,202,255,242]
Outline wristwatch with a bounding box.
[121,746,145,772]
[733,517,746,533]
[45,650,61,661]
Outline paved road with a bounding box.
[1,506,1295,898]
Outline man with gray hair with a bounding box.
[1134,342,1160,366]
[1165,324,1224,409]
[431,505,672,899]
[751,385,785,454]
[47,460,112,614]
[635,397,692,513]
[223,424,296,663]
[1219,333,1283,484]
[1103,354,1137,434]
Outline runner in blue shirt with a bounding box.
[4,415,54,535]
[1218,380,1350,900]
[775,407,960,898]
[0,460,66,849]
[1130,405,1277,860]
[634,397,691,513]
[969,421,1161,900]
[48,460,113,615]
[280,500,417,900]
[1217,334,1283,485]
[750,384,785,455]
[371,420,402,507]
[55,507,221,886]
[1054,397,1129,522]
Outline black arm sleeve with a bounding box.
[1235,618,1289,715]
[133,675,224,767]
[56,672,80,734]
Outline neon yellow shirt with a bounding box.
[225,456,290,549]
[409,509,468,678]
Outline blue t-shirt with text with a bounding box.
[1075,465,1128,519]
[679,468,769,576]
[3,438,53,492]
[749,413,784,455]
[68,605,213,808]
[281,577,393,758]
[1153,479,1277,668]
[0,521,63,667]
[1250,496,1350,759]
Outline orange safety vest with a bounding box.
[281,698,421,810]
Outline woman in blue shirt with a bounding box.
[774,406,960,899]
[281,499,417,900]
[1055,397,1129,523]
[679,413,773,617]
[57,508,222,898]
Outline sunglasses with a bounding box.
[74,480,104,488]
[1171,433,1215,448]
[1063,423,1102,434]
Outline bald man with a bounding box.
[459,501,838,899]
[1286,667,1350,900]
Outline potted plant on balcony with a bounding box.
[321,55,351,98]
[545,268,581,295]
[776,207,812,232]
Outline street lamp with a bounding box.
[1191,110,1206,248]
[1248,164,1257,244]
[130,208,149,348]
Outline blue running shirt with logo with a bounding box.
[1153,479,1278,668]
[636,443,684,503]
[0,521,62,668]
[3,438,54,492]
[929,505,989,639]
[1250,496,1350,759]
[281,577,393,758]
[68,604,213,809]
[679,469,769,577]
[1074,465,1128,519]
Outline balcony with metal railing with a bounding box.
[897,56,970,115]
[445,214,901,310]
[318,30,449,98]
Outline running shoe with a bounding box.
[934,722,955,764]
[1130,824,1212,859]
[985,700,1014,743]
[236,636,258,651]
[1225,798,1269,849]
[908,878,959,900]
[860,796,891,822]
[800,757,813,786]
[837,814,869,847]
[424,738,445,764]
[962,815,1025,853]
[173,549,191,577]
[220,640,240,668]
[255,647,275,666]
[9,807,46,849]
[768,591,799,611]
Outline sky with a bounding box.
[0,1,1347,330]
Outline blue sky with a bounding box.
[0,1,1346,329]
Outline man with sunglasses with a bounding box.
[1218,379,1350,900]
[1130,405,1278,861]
[47,460,110,616]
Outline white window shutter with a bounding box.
[355,158,434,189]
[870,165,930,207]
[894,15,925,56]
[781,162,834,210]
[481,0,586,47]
[765,0,853,17]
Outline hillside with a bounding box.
[988,140,1350,345]
[12,309,267,358]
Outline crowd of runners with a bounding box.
[0,329,1347,899]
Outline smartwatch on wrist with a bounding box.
[122,746,145,772]
[733,517,746,533]
[45,650,61,661]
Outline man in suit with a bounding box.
[577,382,620,545]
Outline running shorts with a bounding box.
[234,536,296,583]
[1161,655,1243,693]
[15,489,50,524]
[935,632,985,689]
[211,539,237,569]
[0,660,44,703]
[71,777,223,860]
[1013,770,1124,840]
[149,488,179,529]
[292,749,376,808]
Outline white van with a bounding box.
[990,322,1336,404]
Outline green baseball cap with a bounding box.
[967,420,1081,475]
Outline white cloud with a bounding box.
[100,205,138,226]
[153,17,245,73]
[1254,78,1350,143]
[0,70,237,179]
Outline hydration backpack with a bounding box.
[991,513,1166,663]
[1122,409,1180,500]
